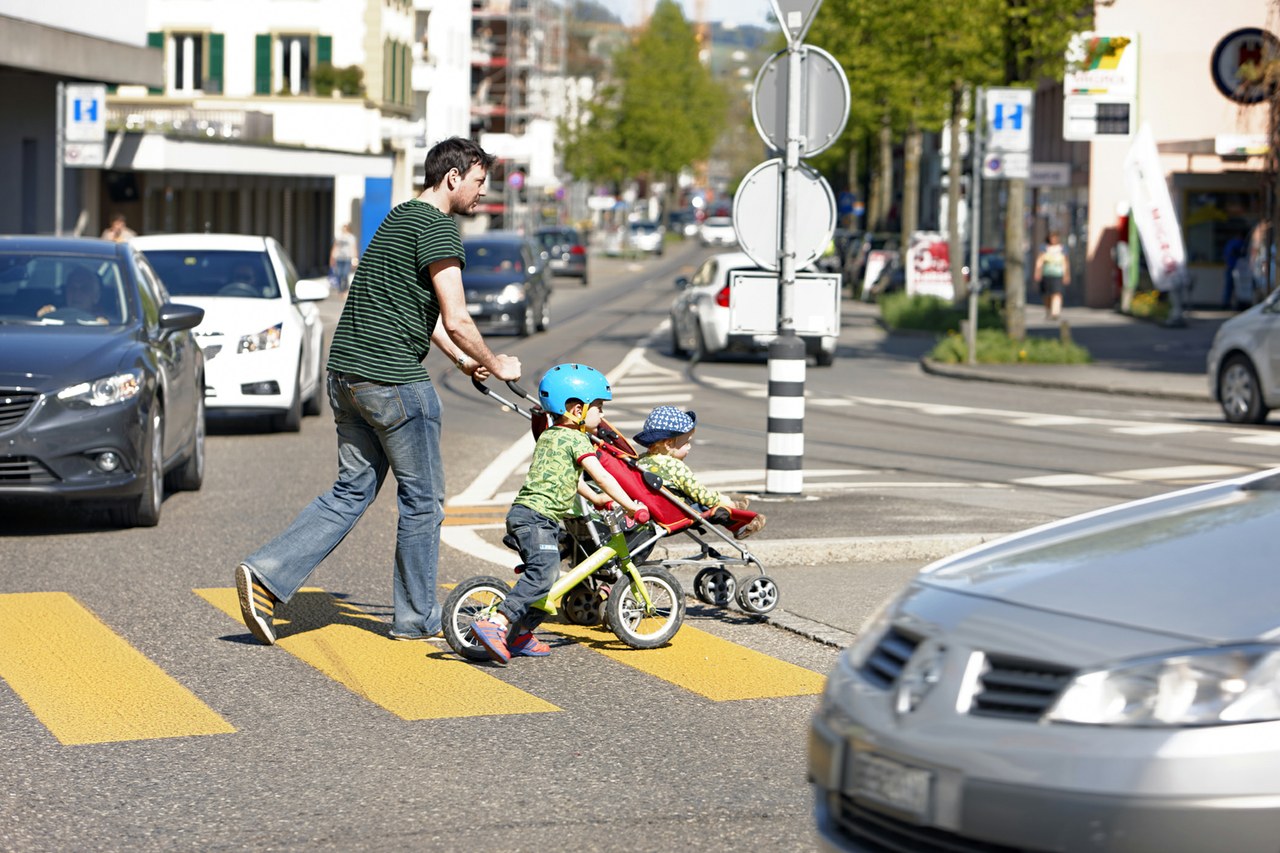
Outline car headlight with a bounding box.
[1047,643,1280,727]
[238,323,282,353]
[56,370,143,407]
[491,284,526,305]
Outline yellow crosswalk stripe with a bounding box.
[547,621,826,701]
[0,592,235,745]
[195,587,559,720]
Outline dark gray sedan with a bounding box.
[462,232,551,337]
[0,237,205,527]
[812,467,1280,853]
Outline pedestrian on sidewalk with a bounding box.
[329,222,358,293]
[235,136,521,646]
[470,364,648,665]
[1034,232,1070,320]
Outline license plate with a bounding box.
[847,749,932,819]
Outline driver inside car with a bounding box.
[37,267,107,323]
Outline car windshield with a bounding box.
[0,252,131,327]
[466,242,524,273]
[631,222,658,234]
[143,249,280,299]
[537,230,578,248]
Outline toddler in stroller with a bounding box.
[632,406,765,540]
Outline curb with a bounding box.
[919,357,1210,402]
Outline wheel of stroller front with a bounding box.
[736,574,780,615]
[693,566,736,607]
[605,566,685,649]
[562,582,606,626]
[443,576,510,661]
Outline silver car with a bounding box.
[811,467,1280,853]
[1207,286,1280,423]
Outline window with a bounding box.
[172,32,203,92]
[277,35,312,94]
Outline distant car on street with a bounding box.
[534,226,589,286]
[1207,285,1280,423]
[812,466,1280,853]
[670,250,837,366]
[628,220,665,256]
[134,233,329,433]
[699,216,737,248]
[0,236,206,527]
[461,231,551,337]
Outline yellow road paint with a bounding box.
[444,505,507,526]
[0,592,235,745]
[548,621,825,701]
[196,587,558,720]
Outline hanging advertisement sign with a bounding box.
[1122,123,1187,292]
[905,231,954,300]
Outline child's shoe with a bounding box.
[509,631,551,657]
[735,513,767,540]
[471,618,511,664]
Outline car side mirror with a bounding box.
[675,276,690,290]
[159,302,204,333]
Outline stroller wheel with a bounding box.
[693,566,736,607]
[736,574,780,615]
[562,584,605,626]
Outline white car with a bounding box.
[134,234,329,432]
[699,216,737,248]
[670,251,838,366]
[1207,286,1280,423]
[628,220,665,256]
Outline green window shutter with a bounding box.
[317,35,332,65]
[208,33,224,94]
[147,31,164,94]
[255,34,271,95]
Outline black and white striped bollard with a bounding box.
[766,331,806,494]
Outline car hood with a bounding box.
[463,273,523,292]
[176,296,290,335]
[919,473,1280,643]
[0,324,137,391]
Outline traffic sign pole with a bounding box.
[55,82,64,237]
[967,86,984,365]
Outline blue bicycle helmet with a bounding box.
[538,363,612,415]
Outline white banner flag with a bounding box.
[1122,123,1186,292]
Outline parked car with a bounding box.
[670,251,837,366]
[666,209,699,239]
[534,226,589,286]
[699,216,737,248]
[0,236,205,527]
[628,220,665,256]
[134,234,329,433]
[811,467,1280,853]
[461,231,550,337]
[1208,285,1280,423]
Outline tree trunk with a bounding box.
[901,121,921,257]
[948,84,968,301]
[846,141,859,230]
[1004,177,1028,341]
[877,115,893,232]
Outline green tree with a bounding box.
[561,0,726,213]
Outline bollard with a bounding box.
[765,332,806,495]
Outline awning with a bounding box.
[104,132,394,178]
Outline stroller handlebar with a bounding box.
[506,379,535,404]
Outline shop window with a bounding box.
[1184,189,1263,265]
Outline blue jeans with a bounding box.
[499,504,562,634]
[244,371,445,637]
[332,259,352,292]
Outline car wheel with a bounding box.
[116,405,164,528]
[670,322,687,358]
[693,323,712,362]
[537,296,551,332]
[1219,354,1270,424]
[815,346,836,367]
[166,389,205,492]
[580,273,590,287]
[273,370,303,432]
[302,350,324,417]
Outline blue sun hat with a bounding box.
[633,406,697,446]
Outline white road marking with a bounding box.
[1107,465,1251,481]
[1016,474,1129,487]
[1109,425,1204,436]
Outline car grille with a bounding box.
[970,653,1074,721]
[0,456,56,484]
[833,797,1032,853]
[859,627,921,689]
[0,390,39,430]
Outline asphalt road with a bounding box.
[2,238,1275,851]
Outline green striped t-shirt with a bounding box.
[326,200,465,384]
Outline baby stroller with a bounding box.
[480,378,781,617]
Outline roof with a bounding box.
[131,234,272,251]
[0,235,124,258]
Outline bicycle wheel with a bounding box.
[443,576,509,661]
[605,566,684,649]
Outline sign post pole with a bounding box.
[967,86,984,365]
[55,82,65,237]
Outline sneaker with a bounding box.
[389,629,446,642]
[470,618,510,665]
[235,563,276,645]
[734,513,767,540]
[509,632,551,657]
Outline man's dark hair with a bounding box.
[422,137,496,189]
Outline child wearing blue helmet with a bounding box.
[471,363,647,665]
